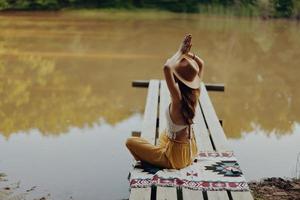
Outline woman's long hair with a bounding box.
[177,78,200,125]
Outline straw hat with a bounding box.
[173,54,201,89]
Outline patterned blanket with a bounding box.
[129,151,250,191]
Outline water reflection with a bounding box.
[0,43,148,137]
[228,122,300,181]
[0,113,142,200]
[0,12,299,139]
[0,12,300,199]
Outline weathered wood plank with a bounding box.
[199,82,230,151]
[158,80,170,137]
[141,80,160,143]
[132,80,149,88]
[131,131,141,137]
[129,188,151,200]
[207,191,230,200]
[199,82,253,200]
[130,80,160,200]
[157,187,177,200]
[157,80,178,199]
[183,99,215,199]
[132,80,225,92]
[231,191,254,200]
[193,102,214,151]
[130,80,252,200]
[182,189,205,200]
[205,83,225,92]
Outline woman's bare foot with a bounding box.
[179,34,192,54]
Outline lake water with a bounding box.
[0,11,300,200]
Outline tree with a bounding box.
[272,0,294,17]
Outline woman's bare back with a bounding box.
[169,100,190,141]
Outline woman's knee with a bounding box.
[125,137,137,149]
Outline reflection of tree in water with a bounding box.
[193,19,300,138]
[0,14,299,139]
[0,43,141,138]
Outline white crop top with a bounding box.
[165,103,195,161]
[165,103,192,140]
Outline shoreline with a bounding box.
[0,8,299,23]
[248,177,300,200]
[0,8,299,21]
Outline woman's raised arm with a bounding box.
[195,55,204,80]
[163,34,192,103]
[187,52,205,80]
[163,53,182,103]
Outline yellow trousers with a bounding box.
[126,129,198,170]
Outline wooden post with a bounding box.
[132,80,225,92]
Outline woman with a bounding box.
[126,34,204,170]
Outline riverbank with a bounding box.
[248,177,300,200]
[0,8,299,23]
[0,173,51,200]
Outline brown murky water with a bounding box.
[0,11,299,200]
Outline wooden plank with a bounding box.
[158,80,170,137]
[129,188,151,200]
[130,80,252,200]
[157,187,177,200]
[132,80,225,92]
[141,80,160,143]
[130,80,160,200]
[199,82,230,151]
[157,80,178,199]
[199,82,253,200]
[131,131,141,137]
[205,83,225,92]
[183,98,217,199]
[207,191,230,200]
[182,189,205,200]
[132,80,149,88]
[231,191,254,200]
[193,102,214,151]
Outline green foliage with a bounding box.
[0,0,299,19]
[272,0,294,17]
[33,0,60,10]
[0,0,60,10]
[0,0,9,9]
[68,0,199,12]
[292,0,300,19]
[257,0,274,18]
[156,0,199,13]
[69,0,134,8]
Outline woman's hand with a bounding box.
[186,52,196,60]
[163,34,199,103]
[186,52,204,67]
[164,34,192,68]
[178,34,192,54]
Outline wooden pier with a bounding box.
[129,79,253,200]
